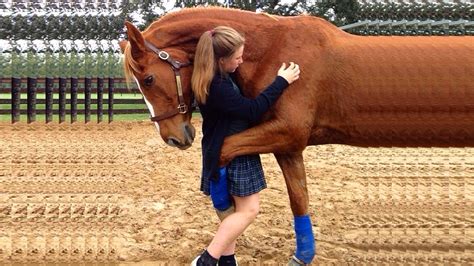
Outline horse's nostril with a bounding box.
[168,137,181,147]
[184,124,195,141]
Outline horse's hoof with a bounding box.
[288,255,306,266]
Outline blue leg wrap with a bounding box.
[210,167,231,211]
[294,215,315,264]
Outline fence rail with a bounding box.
[0,77,148,124]
[0,78,138,94]
[0,99,145,105]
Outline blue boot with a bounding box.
[210,167,232,211]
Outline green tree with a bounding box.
[96,44,107,78]
[257,0,306,16]
[11,14,29,40]
[139,0,167,30]
[0,42,12,77]
[175,0,222,9]
[58,44,68,78]
[96,14,110,39]
[59,14,73,39]
[231,0,258,11]
[29,14,47,39]
[69,42,82,78]
[85,14,99,40]
[12,48,28,78]
[307,0,359,26]
[83,42,95,78]
[43,42,54,77]
[45,14,61,39]
[110,14,126,40]
[70,15,86,40]
[0,15,12,39]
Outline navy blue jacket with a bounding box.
[199,74,289,194]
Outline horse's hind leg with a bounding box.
[275,152,315,265]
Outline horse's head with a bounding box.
[121,21,195,150]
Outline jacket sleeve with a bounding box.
[208,76,289,123]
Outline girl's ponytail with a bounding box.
[192,31,215,104]
[192,27,245,104]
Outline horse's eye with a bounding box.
[144,76,153,87]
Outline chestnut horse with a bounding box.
[121,7,474,265]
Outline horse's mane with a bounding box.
[123,43,140,88]
[148,7,280,30]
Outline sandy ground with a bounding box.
[0,119,472,265]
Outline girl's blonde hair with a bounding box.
[191,26,245,104]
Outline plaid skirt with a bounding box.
[227,154,266,197]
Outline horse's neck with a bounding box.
[146,9,342,97]
[144,9,285,97]
[145,9,277,59]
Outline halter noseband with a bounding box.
[144,40,192,122]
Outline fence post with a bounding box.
[45,77,54,123]
[59,77,67,123]
[27,77,37,124]
[97,77,103,123]
[108,78,114,123]
[84,77,91,123]
[70,77,78,123]
[11,77,21,124]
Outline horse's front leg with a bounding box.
[219,120,305,166]
[275,152,315,265]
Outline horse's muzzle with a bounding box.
[166,123,195,150]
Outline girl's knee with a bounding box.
[240,201,259,221]
[234,193,260,221]
[245,205,259,220]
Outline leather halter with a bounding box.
[144,40,192,122]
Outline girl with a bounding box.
[191,26,300,266]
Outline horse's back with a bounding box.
[313,35,474,147]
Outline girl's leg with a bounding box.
[206,193,260,259]
[222,240,236,256]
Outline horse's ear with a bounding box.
[119,40,128,53]
[125,21,146,60]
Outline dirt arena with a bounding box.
[0,118,472,265]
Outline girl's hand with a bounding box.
[277,62,300,84]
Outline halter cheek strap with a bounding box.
[144,40,192,122]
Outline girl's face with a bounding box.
[219,45,244,73]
